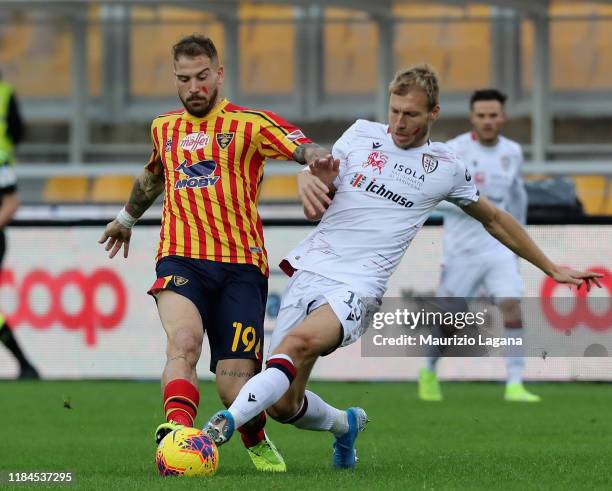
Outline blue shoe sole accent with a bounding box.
[221,410,236,438]
[205,409,236,444]
[332,408,359,469]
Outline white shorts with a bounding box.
[268,270,379,355]
[438,255,524,300]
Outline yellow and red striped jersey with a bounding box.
[146,98,311,276]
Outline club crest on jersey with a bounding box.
[173,276,189,286]
[174,159,220,189]
[180,132,209,151]
[350,173,367,188]
[216,132,234,149]
[362,151,388,174]
[164,138,173,152]
[286,129,306,142]
[465,169,472,182]
[421,153,438,174]
[501,156,511,170]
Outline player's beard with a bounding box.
[181,87,219,118]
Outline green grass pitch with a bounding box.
[3,380,611,490]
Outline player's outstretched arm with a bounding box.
[98,161,164,259]
[462,195,603,291]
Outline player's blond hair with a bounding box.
[388,65,439,110]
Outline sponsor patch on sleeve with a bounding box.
[286,129,306,142]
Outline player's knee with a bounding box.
[279,332,318,365]
[167,327,202,365]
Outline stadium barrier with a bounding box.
[0,222,610,380]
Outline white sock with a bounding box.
[228,354,295,428]
[504,328,525,385]
[288,390,348,437]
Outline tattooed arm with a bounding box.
[98,157,165,259]
[292,142,332,166]
[125,164,165,219]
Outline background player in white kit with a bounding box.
[418,89,539,403]
[202,67,601,468]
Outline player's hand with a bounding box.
[550,266,604,292]
[308,154,340,186]
[98,220,132,258]
[298,170,331,220]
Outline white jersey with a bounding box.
[282,119,479,298]
[441,132,526,264]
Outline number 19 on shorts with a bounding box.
[231,322,261,354]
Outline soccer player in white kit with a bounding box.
[203,67,602,468]
[418,89,540,402]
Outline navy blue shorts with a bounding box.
[148,256,267,373]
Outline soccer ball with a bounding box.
[155,427,219,477]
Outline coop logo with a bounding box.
[174,159,220,189]
[180,132,209,152]
[365,179,414,208]
[540,267,611,331]
[363,151,388,174]
[0,268,127,346]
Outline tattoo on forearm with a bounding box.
[125,170,164,218]
[218,369,256,379]
[292,143,329,165]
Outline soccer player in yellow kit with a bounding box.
[99,34,336,472]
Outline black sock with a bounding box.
[0,320,32,368]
